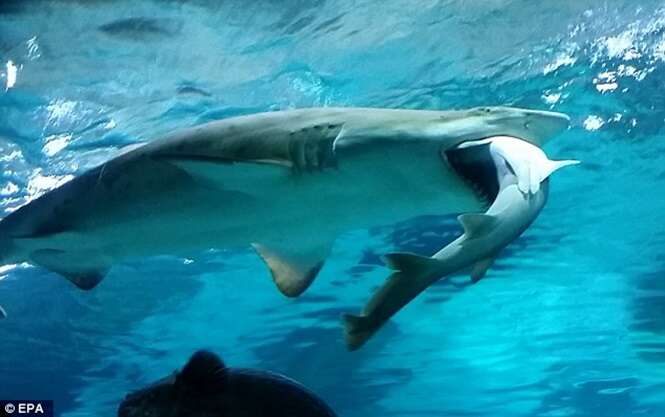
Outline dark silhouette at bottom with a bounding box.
[118,350,338,417]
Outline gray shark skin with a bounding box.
[117,350,338,417]
[343,136,579,350]
[0,106,569,296]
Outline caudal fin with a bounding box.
[342,252,441,351]
[0,304,6,319]
[342,313,375,351]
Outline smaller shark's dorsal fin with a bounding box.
[382,252,439,274]
[470,256,495,283]
[29,249,110,290]
[457,213,497,238]
[252,243,330,297]
[178,350,228,393]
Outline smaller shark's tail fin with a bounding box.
[342,313,374,351]
[542,159,580,179]
[343,253,441,351]
[0,304,6,319]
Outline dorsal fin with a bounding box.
[252,243,330,298]
[178,350,228,393]
[382,252,439,274]
[457,213,497,238]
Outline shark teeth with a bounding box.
[469,180,491,208]
[444,142,499,208]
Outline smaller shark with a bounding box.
[118,350,338,417]
[0,304,5,319]
[343,136,579,350]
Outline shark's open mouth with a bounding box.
[446,136,580,205]
[443,142,500,208]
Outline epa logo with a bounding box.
[1,401,52,416]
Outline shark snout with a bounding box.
[524,109,570,140]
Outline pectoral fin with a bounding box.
[252,243,330,297]
[30,249,110,290]
[470,256,494,283]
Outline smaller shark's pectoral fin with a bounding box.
[30,249,110,290]
[252,242,330,298]
[470,256,495,283]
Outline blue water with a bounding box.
[1,1,665,416]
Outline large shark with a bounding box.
[0,107,570,300]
